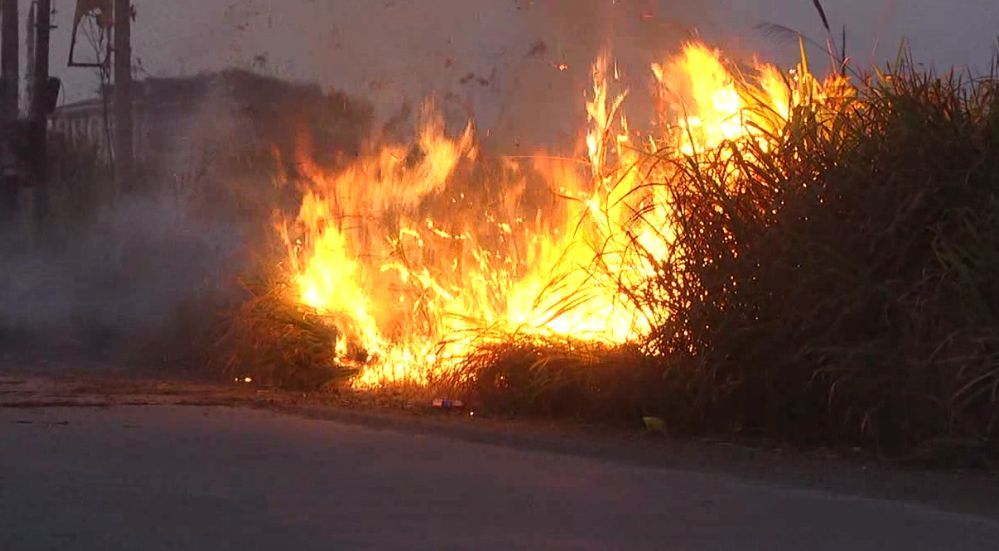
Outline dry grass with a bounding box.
[451,55,999,463]
[446,333,657,422]
[612,57,999,458]
[211,269,357,390]
[218,46,999,462]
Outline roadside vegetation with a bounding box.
[210,3,999,465]
[462,55,999,464]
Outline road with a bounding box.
[2,403,999,551]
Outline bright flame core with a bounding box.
[276,41,851,388]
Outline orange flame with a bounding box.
[274,41,852,388]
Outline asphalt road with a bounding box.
[2,405,999,551]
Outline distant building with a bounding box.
[49,71,372,172]
[51,74,233,168]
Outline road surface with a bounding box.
[3,402,999,550]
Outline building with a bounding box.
[49,71,372,174]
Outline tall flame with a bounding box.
[274,41,852,387]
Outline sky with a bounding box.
[22,0,999,145]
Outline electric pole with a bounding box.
[30,0,50,120]
[113,0,133,193]
[29,0,52,220]
[25,3,34,94]
[1,0,18,123]
[1,0,18,212]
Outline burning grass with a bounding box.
[635,57,999,457]
[221,40,999,460]
[212,270,357,390]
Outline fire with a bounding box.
[654,43,745,155]
[654,42,851,157]
[273,41,852,388]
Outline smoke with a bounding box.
[0,71,372,367]
[487,0,708,151]
[50,1,999,124]
[0,192,242,364]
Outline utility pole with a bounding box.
[1,0,19,212]
[30,0,51,122]
[29,0,52,221]
[113,0,133,194]
[0,0,17,123]
[25,3,34,94]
